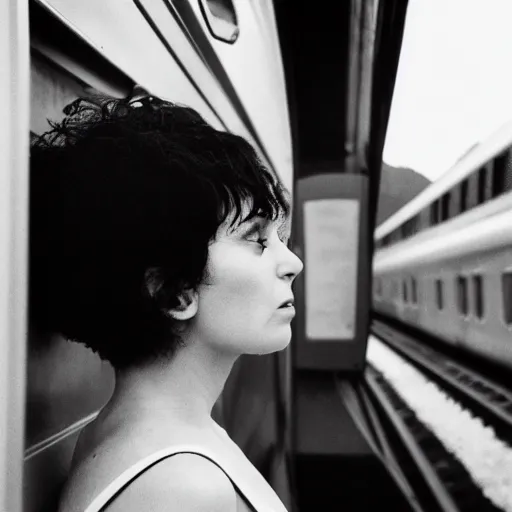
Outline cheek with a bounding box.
[194,245,292,354]
[208,259,266,309]
[200,246,273,321]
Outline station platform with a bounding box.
[292,372,414,511]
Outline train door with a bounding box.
[0,2,30,511]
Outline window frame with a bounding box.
[471,272,485,322]
[456,274,469,318]
[501,268,512,327]
[435,277,444,311]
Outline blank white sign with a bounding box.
[303,199,359,340]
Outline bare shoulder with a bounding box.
[105,453,238,512]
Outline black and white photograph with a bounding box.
[1,1,512,511]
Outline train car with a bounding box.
[3,1,295,510]
[373,119,512,368]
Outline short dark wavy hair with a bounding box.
[29,95,289,369]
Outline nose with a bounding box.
[277,243,304,281]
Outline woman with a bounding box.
[29,94,303,512]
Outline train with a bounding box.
[373,119,512,369]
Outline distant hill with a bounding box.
[376,163,431,226]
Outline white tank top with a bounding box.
[83,444,287,512]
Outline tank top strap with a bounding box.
[83,444,274,512]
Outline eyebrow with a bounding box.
[277,218,291,242]
[234,213,291,244]
[234,215,271,236]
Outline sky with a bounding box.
[383,0,512,181]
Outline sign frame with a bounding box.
[292,173,369,371]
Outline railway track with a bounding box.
[363,364,486,512]
[353,367,460,512]
[338,365,501,512]
[359,319,512,511]
[371,319,512,444]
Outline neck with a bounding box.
[108,340,238,427]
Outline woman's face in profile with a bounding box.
[191,209,304,356]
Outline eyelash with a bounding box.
[245,223,289,252]
[255,237,269,252]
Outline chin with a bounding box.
[252,332,292,356]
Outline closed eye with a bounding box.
[245,232,268,252]
[241,219,270,252]
[254,237,268,251]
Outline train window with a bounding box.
[457,276,468,316]
[407,216,419,237]
[473,274,484,319]
[435,278,444,310]
[391,279,398,300]
[411,277,418,304]
[440,192,450,221]
[460,179,468,213]
[419,207,429,233]
[485,161,494,198]
[477,167,486,204]
[493,150,512,195]
[402,279,408,303]
[502,271,512,325]
[430,200,439,225]
[401,217,416,239]
[492,153,506,196]
[198,0,240,44]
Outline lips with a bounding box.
[278,298,295,308]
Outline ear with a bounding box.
[167,288,198,321]
[144,268,199,321]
